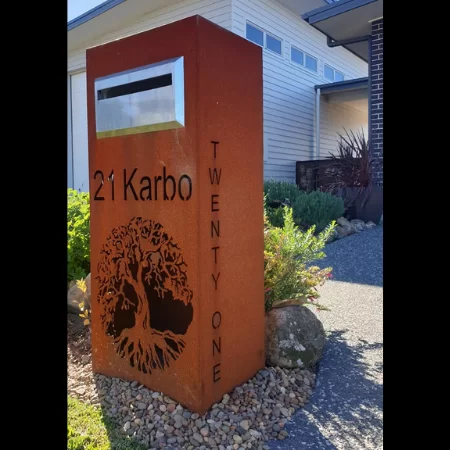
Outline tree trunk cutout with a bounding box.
[96,217,194,374]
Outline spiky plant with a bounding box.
[325,128,376,207]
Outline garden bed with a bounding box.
[68,314,317,450]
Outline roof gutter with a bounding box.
[327,34,370,48]
[302,0,377,23]
[314,76,369,93]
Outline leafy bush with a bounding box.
[264,180,303,228]
[264,205,334,312]
[264,180,343,232]
[265,205,285,228]
[264,180,303,206]
[76,278,91,326]
[68,189,90,282]
[292,190,344,232]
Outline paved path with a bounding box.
[268,226,383,450]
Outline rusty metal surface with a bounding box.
[86,15,265,413]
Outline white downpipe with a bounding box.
[315,88,321,160]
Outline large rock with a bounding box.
[336,217,355,238]
[265,305,325,369]
[350,219,366,232]
[68,273,91,314]
[337,217,352,228]
[335,225,353,238]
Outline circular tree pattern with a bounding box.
[96,217,194,374]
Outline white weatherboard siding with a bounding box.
[320,99,368,157]
[233,0,368,182]
[68,0,369,189]
[70,73,90,192]
[68,0,232,73]
[68,0,232,192]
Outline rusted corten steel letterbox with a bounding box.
[86,15,265,413]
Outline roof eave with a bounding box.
[315,77,369,94]
[68,0,126,31]
[302,0,377,23]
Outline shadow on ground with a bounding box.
[93,379,150,450]
[319,227,383,287]
[269,330,383,449]
[68,313,146,450]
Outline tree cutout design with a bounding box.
[96,217,194,374]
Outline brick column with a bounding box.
[370,19,383,186]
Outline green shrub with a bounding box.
[264,180,304,228]
[68,189,90,282]
[264,205,334,312]
[292,190,344,233]
[265,205,285,228]
[264,180,303,206]
[264,180,344,232]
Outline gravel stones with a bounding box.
[69,362,315,449]
[68,319,316,449]
[167,403,177,413]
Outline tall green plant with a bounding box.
[264,205,334,312]
[293,190,344,232]
[68,189,90,282]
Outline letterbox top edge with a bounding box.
[85,15,201,53]
[94,56,183,84]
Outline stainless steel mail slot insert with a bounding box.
[94,57,185,138]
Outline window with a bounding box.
[246,22,283,56]
[324,64,344,82]
[324,65,334,81]
[305,54,318,72]
[291,47,304,65]
[246,23,264,46]
[335,71,344,82]
[266,33,282,55]
[291,45,318,73]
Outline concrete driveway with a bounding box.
[268,226,383,450]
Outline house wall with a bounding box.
[370,18,383,186]
[68,0,232,73]
[320,99,367,156]
[68,0,369,191]
[70,73,89,192]
[68,0,232,192]
[232,0,368,182]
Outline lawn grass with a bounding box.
[68,396,147,450]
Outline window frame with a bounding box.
[290,45,305,66]
[245,21,264,47]
[304,52,318,73]
[265,30,283,56]
[290,45,318,74]
[324,63,345,82]
[324,63,335,81]
[334,69,345,82]
[246,21,283,57]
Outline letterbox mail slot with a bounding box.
[94,56,185,138]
